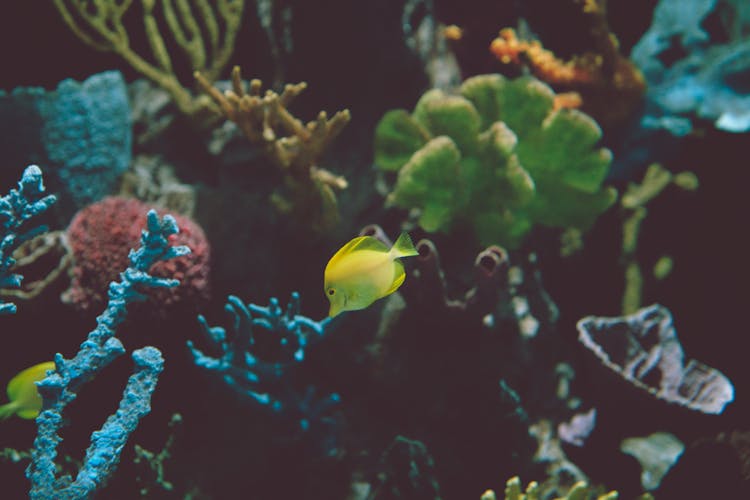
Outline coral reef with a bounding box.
[618,163,698,314]
[374,74,616,249]
[577,304,735,414]
[489,0,646,129]
[631,0,750,133]
[480,475,621,500]
[367,222,510,315]
[0,232,70,304]
[0,71,131,212]
[118,155,197,217]
[620,431,684,491]
[1,1,745,497]
[400,0,462,90]
[0,166,57,315]
[63,196,210,313]
[557,408,596,447]
[133,413,182,496]
[196,66,351,232]
[26,209,190,499]
[52,0,245,120]
[188,292,340,443]
[366,436,442,499]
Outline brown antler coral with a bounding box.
[195,65,351,232]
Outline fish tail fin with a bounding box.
[391,232,419,259]
[0,402,17,420]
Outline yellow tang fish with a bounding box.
[325,232,419,317]
[0,361,55,420]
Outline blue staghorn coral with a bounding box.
[0,165,56,314]
[188,293,341,439]
[26,209,190,500]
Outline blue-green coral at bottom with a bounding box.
[26,210,190,500]
[188,293,341,444]
[374,74,617,248]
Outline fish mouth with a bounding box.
[328,303,343,317]
[328,296,347,318]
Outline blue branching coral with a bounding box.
[0,165,56,314]
[188,293,340,436]
[26,210,190,500]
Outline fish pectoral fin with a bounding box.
[17,408,40,420]
[0,402,18,420]
[384,260,406,296]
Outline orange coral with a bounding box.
[553,91,584,111]
[489,0,646,128]
[490,28,598,85]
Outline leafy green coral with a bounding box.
[374,75,617,248]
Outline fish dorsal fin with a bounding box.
[384,259,406,295]
[328,236,390,269]
[391,232,419,258]
[0,402,18,420]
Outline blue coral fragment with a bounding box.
[632,0,750,134]
[0,165,56,314]
[188,293,340,437]
[25,210,189,500]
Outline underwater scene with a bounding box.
[0,0,748,498]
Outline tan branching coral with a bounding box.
[0,232,72,303]
[53,0,245,119]
[119,156,197,217]
[490,0,646,128]
[195,65,351,231]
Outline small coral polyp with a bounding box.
[374,74,617,249]
[63,196,210,313]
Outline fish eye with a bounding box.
[328,289,335,296]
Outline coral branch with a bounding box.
[0,166,57,314]
[196,66,351,231]
[619,164,698,314]
[188,293,340,439]
[52,0,246,119]
[490,0,646,128]
[26,210,190,499]
[577,304,734,414]
[491,28,596,86]
[0,232,72,303]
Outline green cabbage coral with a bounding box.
[374,74,617,249]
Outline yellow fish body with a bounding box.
[0,361,55,420]
[325,232,419,317]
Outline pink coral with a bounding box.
[63,196,210,313]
